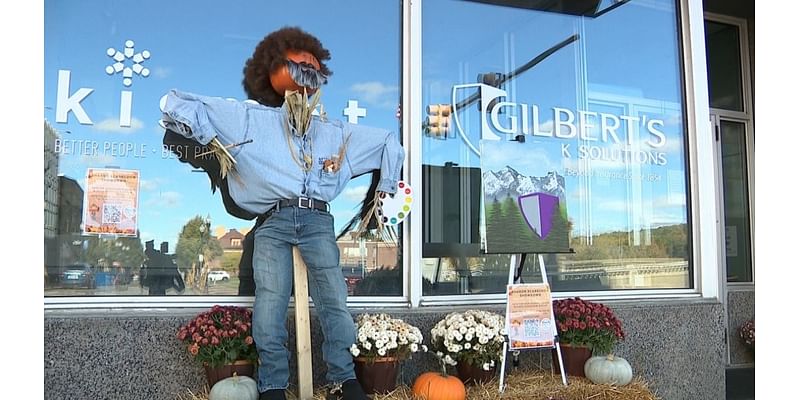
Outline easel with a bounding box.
[292,247,314,400]
[498,253,568,392]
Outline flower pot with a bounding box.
[204,360,256,388]
[551,344,592,377]
[456,361,497,385]
[353,357,399,394]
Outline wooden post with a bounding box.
[292,246,313,399]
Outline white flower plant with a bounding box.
[430,309,506,371]
[349,313,427,363]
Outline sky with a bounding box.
[44,0,689,247]
[421,0,689,236]
[44,0,402,247]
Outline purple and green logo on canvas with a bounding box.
[517,193,559,240]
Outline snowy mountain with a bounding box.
[483,166,566,201]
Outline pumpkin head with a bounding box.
[208,373,258,400]
[411,372,466,400]
[584,354,633,386]
[269,49,326,95]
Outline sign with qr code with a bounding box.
[83,168,140,236]
[506,283,555,350]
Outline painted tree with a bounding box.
[485,198,504,250]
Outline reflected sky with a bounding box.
[422,0,688,236]
[44,0,401,246]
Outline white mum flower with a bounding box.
[350,344,360,357]
[378,348,386,356]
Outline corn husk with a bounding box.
[206,137,237,180]
[353,191,398,244]
[284,88,322,136]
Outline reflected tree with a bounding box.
[175,215,223,291]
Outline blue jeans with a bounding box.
[252,206,356,392]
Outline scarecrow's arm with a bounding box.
[161,89,248,148]
[343,124,405,195]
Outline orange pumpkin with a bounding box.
[411,372,466,400]
[269,49,322,95]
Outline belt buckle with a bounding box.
[298,197,312,209]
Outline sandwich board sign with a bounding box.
[506,283,556,350]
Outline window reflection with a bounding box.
[422,0,691,295]
[44,0,402,297]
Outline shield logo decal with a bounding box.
[517,192,559,240]
[451,83,507,156]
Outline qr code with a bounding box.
[102,204,123,224]
[523,319,540,337]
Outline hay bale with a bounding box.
[177,369,659,400]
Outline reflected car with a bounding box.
[207,270,231,282]
[60,263,96,289]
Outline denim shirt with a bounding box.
[162,89,405,215]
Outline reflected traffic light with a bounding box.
[425,103,452,139]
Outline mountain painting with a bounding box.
[480,140,571,254]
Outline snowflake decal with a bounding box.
[105,39,151,87]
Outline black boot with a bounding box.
[259,388,287,400]
[326,379,369,400]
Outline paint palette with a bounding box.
[376,180,413,226]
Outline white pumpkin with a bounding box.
[209,374,259,400]
[584,354,633,386]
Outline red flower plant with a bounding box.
[739,319,754,349]
[553,297,624,355]
[176,305,258,368]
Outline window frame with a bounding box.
[704,12,754,290]
[413,0,720,307]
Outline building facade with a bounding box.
[43,1,754,399]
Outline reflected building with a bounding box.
[218,228,245,252]
[337,232,399,273]
[44,121,61,267]
[44,121,59,240]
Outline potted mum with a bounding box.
[739,319,754,351]
[430,309,506,384]
[349,313,426,394]
[552,297,624,377]
[176,305,259,387]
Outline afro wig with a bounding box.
[242,26,333,107]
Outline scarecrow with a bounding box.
[161,27,403,400]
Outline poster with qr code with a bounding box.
[83,168,140,236]
[506,283,555,350]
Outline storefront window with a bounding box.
[421,0,692,295]
[719,120,752,282]
[705,20,744,112]
[44,0,402,297]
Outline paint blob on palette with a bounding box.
[376,180,414,226]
